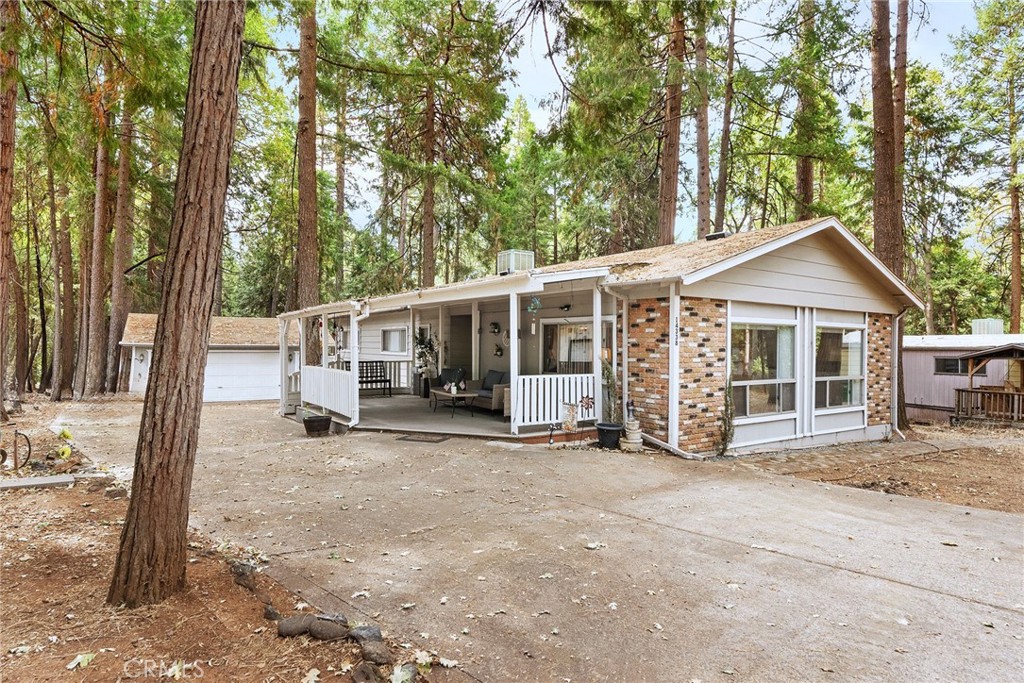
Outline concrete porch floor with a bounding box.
[344,393,517,439]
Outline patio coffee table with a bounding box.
[429,388,478,418]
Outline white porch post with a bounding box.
[621,296,629,420]
[350,309,360,425]
[471,300,480,380]
[410,307,417,393]
[509,292,520,435]
[592,285,603,421]
[668,283,680,448]
[320,314,328,367]
[279,319,289,414]
[438,305,446,369]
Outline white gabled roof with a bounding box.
[903,334,1024,351]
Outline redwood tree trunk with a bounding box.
[713,0,736,234]
[694,13,711,238]
[0,0,18,420]
[794,0,816,220]
[108,0,246,608]
[656,10,685,246]
[421,85,437,287]
[84,131,110,396]
[296,6,319,362]
[106,111,134,392]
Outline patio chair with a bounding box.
[465,369,510,413]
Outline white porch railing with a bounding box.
[514,374,598,428]
[301,365,354,417]
[383,360,414,391]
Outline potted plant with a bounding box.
[595,359,623,449]
[414,329,439,398]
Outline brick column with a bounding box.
[866,313,893,426]
[677,298,728,452]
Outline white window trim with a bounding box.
[729,318,799,422]
[380,326,409,355]
[813,323,867,414]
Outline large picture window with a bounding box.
[815,327,864,409]
[541,321,613,374]
[730,324,796,417]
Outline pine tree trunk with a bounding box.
[73,205,91,399]
[57,184,74,398]
[106,112,134,392]
[870,0,901,277]
[0,0,17,419]
[296,5,319,362]
[1009,76,1021,334]
[893,0,908,265]
[335,79,346,296]
[656,10,685,246]
[794,0,816,220]
[84,131,110,396]
[30,179,48,392]
[47,151,64,397]
[694,13,711,239]
[108,0,245,608]
[422,86,437,287]
[713,0,736,233]
[12,245,27,396]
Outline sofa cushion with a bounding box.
[499,372,511,385]
[482,369,503,390]
[476,389,493,399]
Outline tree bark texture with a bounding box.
[335,79,346,296]
[57,184,75,398]
[1009,75,1021,333]
[657,10,684,246]
[106,111,134,392]
[296,6,319,363]
[108,0,245,608]
[794,0,816,220]
[12,243,26,395]
[84,132,110,396]
[694,13,711,239]
[73,209,91,399]
[893,0,909,266]
[713,0,736,233]
[870,0,902,278]
[47,152,64,397]
[422,85,437,286]
[0,0,18,420]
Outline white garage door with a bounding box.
[203,350,281,402]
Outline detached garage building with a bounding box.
[120,314,298,402]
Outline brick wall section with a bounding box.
[627,298,670,440]
[678,298,728,452]
[867,313,893,426]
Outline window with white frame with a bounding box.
[541,320,613,374]
[381,327,408,354]
[730,324,796,417]
[814,327,865,409]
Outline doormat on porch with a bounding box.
[395,434,450,444]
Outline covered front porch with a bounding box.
[953,343,1024,425]
[278,266,622,438]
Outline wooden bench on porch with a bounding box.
[344,360,393,397]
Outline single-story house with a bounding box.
[121,314,299,402]
[904,333,1024,423]
[279,216,923,455]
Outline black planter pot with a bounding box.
[421,376,431,398]
[303,414,333,437]
[595,422,623,449]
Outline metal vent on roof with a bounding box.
[705,232,727,241]
[497,249,535,275]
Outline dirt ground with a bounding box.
[0,400,425,683]
[740,423,1024,513]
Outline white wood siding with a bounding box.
[681,233,900,314]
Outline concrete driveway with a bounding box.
[57,401,1023,682]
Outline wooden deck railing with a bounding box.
[954,388,1024,422]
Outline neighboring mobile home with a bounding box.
[904,333,1024,423]
[279,217,923,455]
[121,314,299,402]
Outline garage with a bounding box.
[120,314,298,402]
